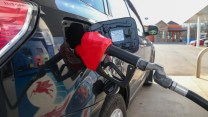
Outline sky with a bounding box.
[131,0,208,25]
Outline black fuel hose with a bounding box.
[105,44,208,111]
[106,45,139,65]
[186,90,208,111]
[106,45,148,71]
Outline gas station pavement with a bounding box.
[127,76,208,117]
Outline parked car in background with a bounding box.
[203,38,208,47]
[0,0,157,117]
[190,39,207,46]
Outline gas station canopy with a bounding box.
[184,5,208,23]
[184,5,208,46]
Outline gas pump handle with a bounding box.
[96,61,136,88]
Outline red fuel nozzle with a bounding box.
[75,32,141,87]
[75,32,112,71]
[75,32,137,87]
[75,32,140,71]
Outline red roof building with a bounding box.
[155,20,186,42]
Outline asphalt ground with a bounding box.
[127,44,208,117]
[154,44,208,76]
